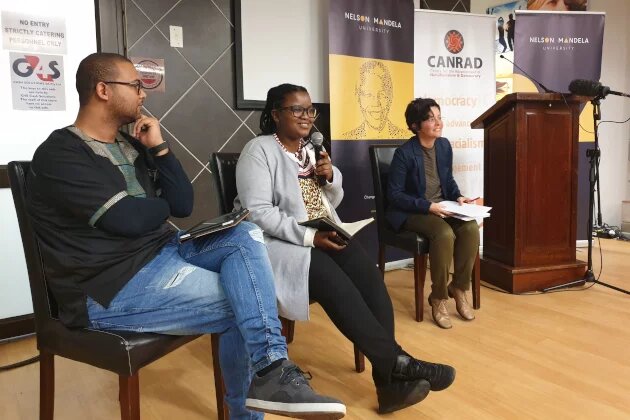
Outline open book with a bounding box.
[299,217,374,242]
[440,201,492,221]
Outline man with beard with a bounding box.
[26,53,345,419]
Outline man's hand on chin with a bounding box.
[133,115,165,147]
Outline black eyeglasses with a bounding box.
[102,80,144,94]
[277,105,318,118]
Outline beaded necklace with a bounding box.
[273,133,311,170]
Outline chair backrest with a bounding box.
[369,145,398,236]
[210,153,240,215]
[8,161,58,331]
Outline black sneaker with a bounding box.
[376,378,431,414]
[246,360,346,418]
[391,354,456,391]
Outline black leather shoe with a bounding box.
[391,354,456,391]
[376,378,431,414]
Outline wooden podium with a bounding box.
[471,93,586,293]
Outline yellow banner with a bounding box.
[329,54,413,140]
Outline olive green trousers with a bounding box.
[404,214,480,300]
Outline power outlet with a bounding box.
[169,26,183,48]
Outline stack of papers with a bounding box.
[440,201,492,221]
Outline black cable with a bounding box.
[0,355,39,371]
[481,235,605,295]
[598,115,630,126]
[559,92,596,134]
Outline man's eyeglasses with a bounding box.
[102,80,144,94]
[277,105,318,118]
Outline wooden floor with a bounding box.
[1,239,629,419]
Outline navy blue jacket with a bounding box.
[386,137,462,231]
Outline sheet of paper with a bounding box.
[450,213,490,221]
[339,218,374,236]
[440,201,492,218]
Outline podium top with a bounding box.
[470,92,589,129]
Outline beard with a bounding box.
[112,96,141,126]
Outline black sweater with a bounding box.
[27,128,193,327]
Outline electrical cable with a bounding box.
[0,355,39,371]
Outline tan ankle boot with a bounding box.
[447,283,475,321]
[428,296,452,329]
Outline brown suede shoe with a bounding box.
[428,296,452,329]
[447,283,475,321]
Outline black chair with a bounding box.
[368,146,481,322]
[8,161,227,420]
[210,152,366,373]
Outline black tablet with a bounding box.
[178,208,250,242]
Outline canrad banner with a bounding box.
[413,10,496,207]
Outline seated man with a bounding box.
[26,52,345,420]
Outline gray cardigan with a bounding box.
[234,135,344,320]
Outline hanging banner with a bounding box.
[486,1,527,99]
[514,11,603,97]
[414,10,496,206]
[514,11,604,240]
[328,0,414,254]
[486,2,589,100]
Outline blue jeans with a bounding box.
[87,222,288,419]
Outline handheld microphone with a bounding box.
[499,54,554,93]
[310,132,326,185]
[568,79,630,99]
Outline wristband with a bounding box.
[148,142,169,156]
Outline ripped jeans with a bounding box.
[87,221,287,419]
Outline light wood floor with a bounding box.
[1,239,629,419]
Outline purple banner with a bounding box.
[514,11,604,240]
[514,11,604,93]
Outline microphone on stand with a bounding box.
[310,132,327,185]
[568,79,630,99]
[499,54,554,93]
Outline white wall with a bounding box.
[590,0,630,227]
[471,0,503,14]
[472,0,630,227]
[0,1,96,319]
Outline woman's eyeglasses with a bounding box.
[277,105,318,118]
[102,80,145,94]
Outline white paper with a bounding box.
[2,11,67,54]
[10,52,65,111]
[339,218,374,237]
[440,201,492,219]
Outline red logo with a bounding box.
[136,60,163,90]
[12,55,61,82]
[444,30,464,54]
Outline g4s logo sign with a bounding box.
[12,55,61,82]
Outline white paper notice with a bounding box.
[2,11,67,54]
[10,52,65,111]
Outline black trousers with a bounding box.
[308,240,400,386]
